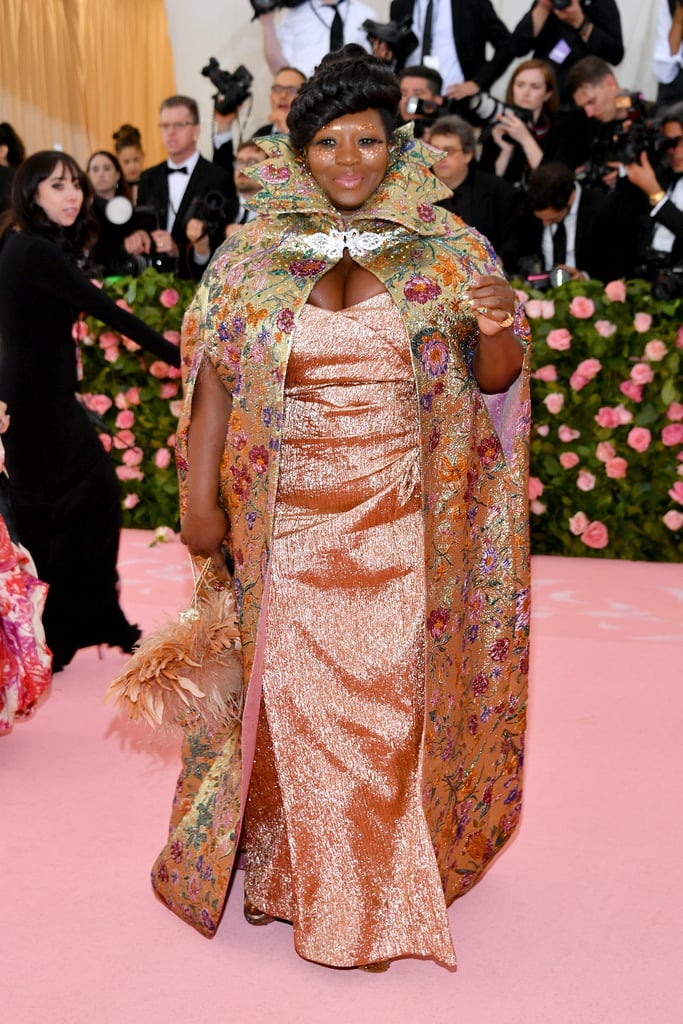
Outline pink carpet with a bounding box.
[1,531,681,1023]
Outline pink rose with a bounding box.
[123,493,140,510]
[149,361,170,379]
[159,288,179,309]
[543,392,564,414]
[530,500,547,515]
[662,423,683,446]
[72,320,90,341]
[532,364,558,382]
[104,347,119,363]
[559,451,580,469]
[595,319,616,337]
[154,447,172,469]
[98,331,119,350]
[166,365,182,380]
[122,447,144,467]
[546,328,572,350]
[595,441,616,462]
[581,520,609,549]
[84,393,112,415]
[667,402,683,421]
[540,300,555,319]
[569,371,589,391]
[113,429,135,449]
[159,382,179,399]
[115,299,133,312]
[99,433,112,452]
[169,400,184,417]
[569,511,589,535]
[630,362,654,385]
[524,299,543,319]
[627,427,652,453]
[558,424,581,442]
[677,326,683,350]
[115,409,135,429]
[577,358,602,380]
[569,296,595,319]
[668,481,683,504]
[663,510,683,531]
[595,406,620,429]
[528,476,544,500]
[619,381,643,403]
[577,470,596,492]
[536,424,550,437]
[126,387,141,405]
[163,329,180,345]
[605,457,628,479]
[604,280,626,302]
[122,337,141,352]
[116,465,143,481]
[515,288,529,304]
[633,312,652,333]
[614,404,633,425]
[166,433,176,447]
[643,339,667,361]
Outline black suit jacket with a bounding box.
[437,164,524,273]
[390,0,513,92]
[135,155,235,279]
[512,0,624,100]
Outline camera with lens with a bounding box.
[249,0,306,16]
[108,203,178,277]
[184,190,230,238]
[362,18,418,67]
[517,256,572,292]
[550,0,572,10]
[636,251,683,300]
[580,94,663,189]
[201,57,253,116]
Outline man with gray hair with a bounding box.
[429,114,524,273]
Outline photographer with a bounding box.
[362,17,418,72]
[652,0,683,106]
[125,95,234,280]
[511,0,624,102]
[398,64,444,138]
[624,103,683,285]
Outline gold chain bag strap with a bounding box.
[106,557,242,731]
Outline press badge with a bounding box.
[548,39,572,64]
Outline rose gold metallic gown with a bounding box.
[244,293,456,968]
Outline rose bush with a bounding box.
[523,276,682,560]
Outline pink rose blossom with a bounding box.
[154,447,172,469]
[116,465,143,481]
[546,327,572,350]
[677,326,683,350]
[577,470,596,492]
[627,427,652,452]
[122,337,141,352]
[633,312,652,333]
[113,429,135,449]
[166,433,176,447]
[663,510,683,530]
[605,457,628,479]
[149,361,170,379]
[543,392,564,414]
[532,364,558,382]
[104,347,119,363]
[569,511,590,535]
[569,296,595,319]
[540,300,555,318]
[169,400,183,417]
[668,481,683,504]
[667,402,683,421]
[619,380,643,403]
[122,447,144,467]
[159,382,179,399]
[72,320,90,341]
[166,365,182,380]
[604,280,627,302]
[126,387,141,405]
[99,433,112,452]
[595,406,619,429]
[643,339,667,361]
[98,331,119,350]
[84,393,112,415]
[528,476,544,500]
[569,371,589,391]
[577,358,602,380]
[515,288,529,304]
[559,451,580,469]
[596,441,616,462]
[595,319,617,337]
[630,362,654,385]
[615,404,633,425]
[159,288,179,309]
[163,329,180,345]
[581,520,609,549]
[662,423,683,446]
[114,393,127,410]
[115,409,135,429]
[524,299,543,318]
[536,424,550,437]
[530,500,547,515]
[558,424,581,442]
[123,493,140,510]
[115,299,133,312]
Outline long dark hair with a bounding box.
[2,150,97,258]
[86,149,132,201]
[0,122,26,166]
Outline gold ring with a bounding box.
[499,311,514,329]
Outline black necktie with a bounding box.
[330,2,344,51]
[165,165,188,175]
[553,219,567,265]
[421,0,434,59]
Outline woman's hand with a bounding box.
[468,274,516,337]
[180,503,230,582]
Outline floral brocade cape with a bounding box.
[152,127,531,939]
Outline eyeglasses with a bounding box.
[435,147,463,156]
[235,158,262,169]
[271,84,299,96]
[158,121,195,131]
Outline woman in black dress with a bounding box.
[86,149,133,276]
[0,150,181,671]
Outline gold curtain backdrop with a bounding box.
[0,0,175,168]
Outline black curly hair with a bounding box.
[287,49,401,150]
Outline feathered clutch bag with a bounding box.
[106,558,242,732]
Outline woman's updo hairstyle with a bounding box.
[287,48,401,150]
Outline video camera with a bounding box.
[636,251,683,300]
[201,57,253,116]
[362,18,418,67]
[105,199,178,277]
[249,0,306,17]
[580,93,664,189]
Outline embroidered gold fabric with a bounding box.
[243,293,456,968]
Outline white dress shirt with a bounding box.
[651,176,683,253]
[405,0,465,89]
[276,0,377,78]
[542,182,582,272]
[165,148,200,232]
[652,0,682,85]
